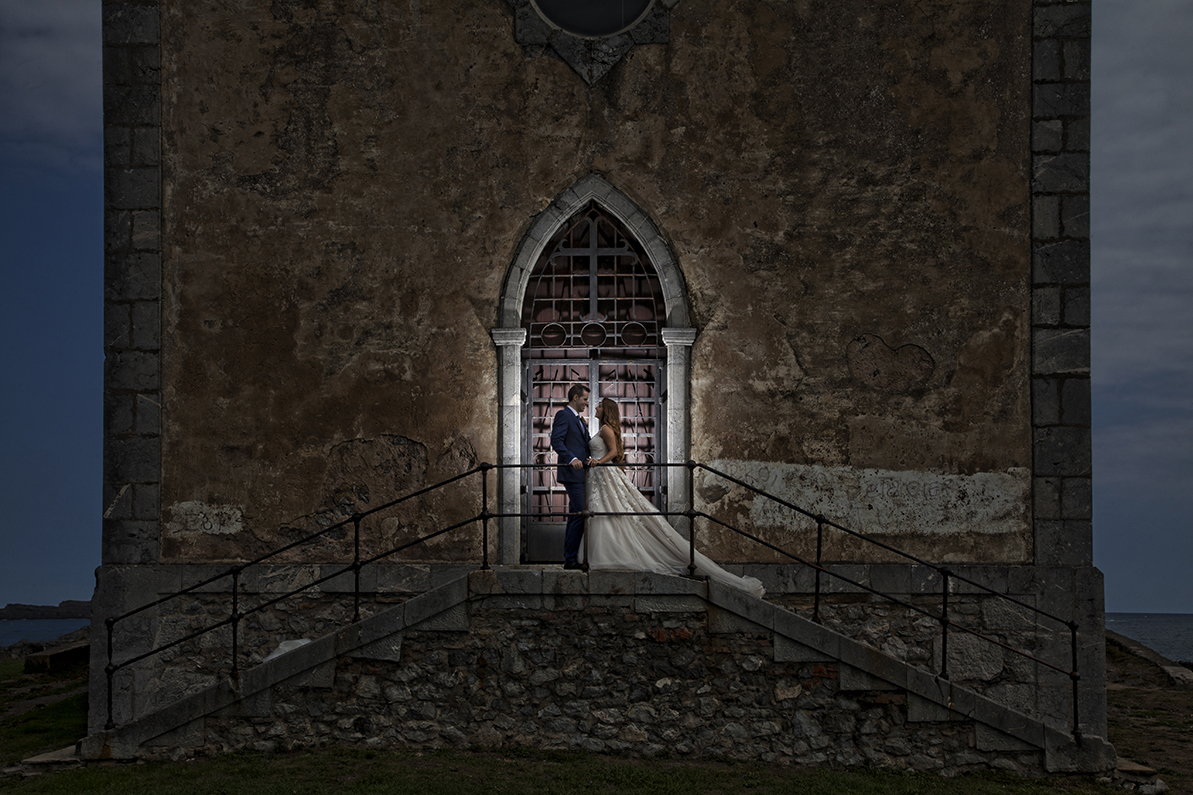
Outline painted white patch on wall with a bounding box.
[165,501,244,536]
[708,461,1030,537]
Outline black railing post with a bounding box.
[230,568,240,678]
[353,515,362,623]
[686,461,697,576]
[939,568,951,679]
[1070,621,1082,739]
[104,616,116,729]
[813,516,825,624]
[481,462,492,570]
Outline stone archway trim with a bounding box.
[493,174,694,563]
[498,174,690,329]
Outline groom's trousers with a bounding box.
[563,480,585,564]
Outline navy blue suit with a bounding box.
[550,406,591,564]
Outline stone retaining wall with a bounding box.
[152,601,1044,774]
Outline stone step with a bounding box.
[80,567,1116,773]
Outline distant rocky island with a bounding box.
[0,600,91,620]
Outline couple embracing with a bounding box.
[549,384,765,598]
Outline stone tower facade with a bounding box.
[96,0,1100,766]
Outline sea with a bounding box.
[0,618,90,648]
[1104,613,1193,663]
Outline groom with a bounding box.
[550,384,591,570]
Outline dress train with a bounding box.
[580,436,765,598]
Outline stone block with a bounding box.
[476,594,545,610]
[839,663,900,691]
[1061,194,1089,238]
[1032,378,1060,425]
[1032,195,1060,239]
[1032,285,1061,327]
[104,124,132,168]
[1032,239,1088,286]
[494,567,543,594]
[1063,39,1090,81]
[103,45,131,86]
[1065,116,1090,151]
[1033,476,1061,520]
[1060,477,1091,520]
[408,602,468,632]
[1032,38,1061,82]
[106,251,161,301]
[1059,377,1090,424]
[144,713,204,748]
[1033,328,1089,375]
[430,565,474,589]
[133,483,160,520]
[105,209,132,256]
[538,594,585,611]
[102,527,160,566]
[1034,4,1090,39]
[130,395,159,437]
[823,565,868,594]
[933,630,1005,682]
[588,570,637,594]
[1062,285,1090,328]
[104,3,160,45]
[907,692,958,723]
[869,564,910,596]
[1032,120,1063,152]
[636,571,706,596]
[106,162,161,209]
[132,211,161,251]
[773,634,829,663]
[708,605,767,635]
[374,563,430,593]
[635,594,705,613]
[131,301,161,349]
[774,610,840,660]
[289,659,336,689]
[1033,153,1089,194]
[104,482,133,521]
[1033,85,1090,120]
[215,688,270,719]
[1033,426,1090,476]
[106,349,161,392]
[542,568,589,595]
[404,575,469,626]
[129,45,161,86]
[352,633,404,663]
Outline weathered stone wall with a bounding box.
[91,562,1106,743]
[144,0,1033,565]
[144,601,1045,774]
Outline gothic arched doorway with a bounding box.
[491,174,695,565]
[521,202,666,562]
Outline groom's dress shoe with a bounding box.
[563,561,587,571]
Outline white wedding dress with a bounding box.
[581,435,765,598]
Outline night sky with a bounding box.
[0,0,1189,613]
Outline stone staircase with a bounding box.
[77,568,1116,773]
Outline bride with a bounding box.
[581,398,765,598]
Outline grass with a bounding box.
[0,659,89,767]
[0,746,1123,795]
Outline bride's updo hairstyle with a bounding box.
[600,398,627,465]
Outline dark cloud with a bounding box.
[0,0,102,173]
[1092,0,1193,611]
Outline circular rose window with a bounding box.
[531,0,655,38]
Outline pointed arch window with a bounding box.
[522,202,665,357]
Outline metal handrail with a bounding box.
[101,459,1082,739]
